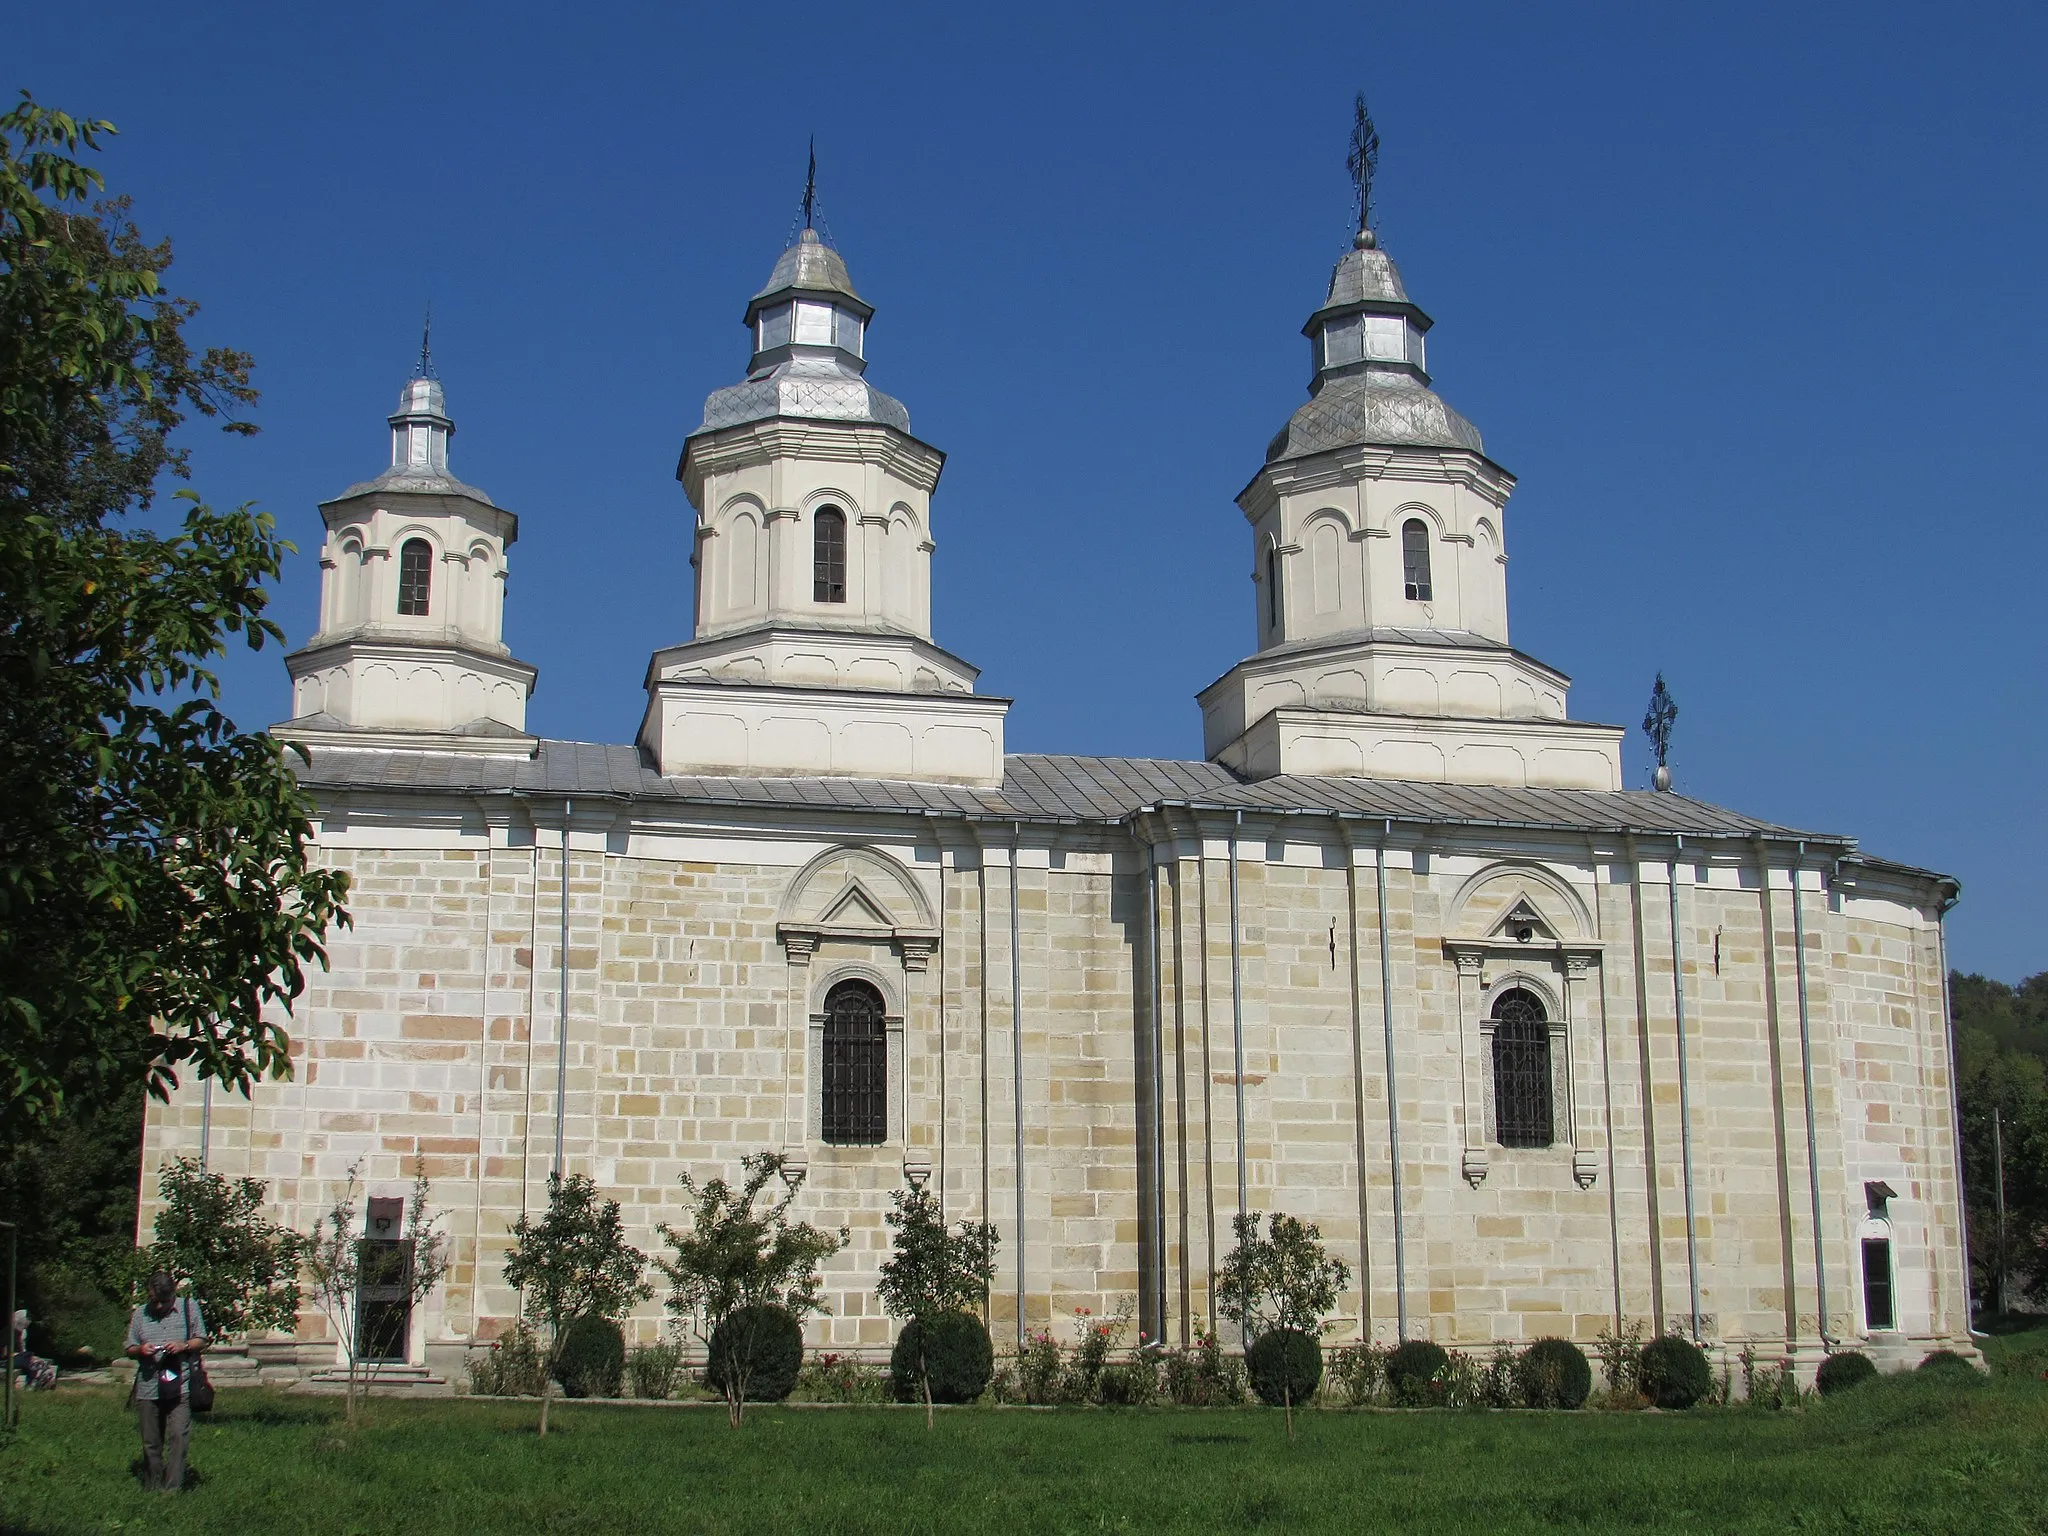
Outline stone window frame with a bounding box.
[1446,938,1601,1190]
[802,959,907,1147]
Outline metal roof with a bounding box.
[293,740,1860,846]
[1266,373,1485,462]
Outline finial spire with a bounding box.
[801,137,817,231]
[1643,673,1678,790]
[1346,93,1380,247]
[416,301,437,380]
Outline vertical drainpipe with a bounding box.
[554,799,572,1179]
[1788,842,1830,1342]
[200,1080,213,1173]
[1010,821,1025,1347]
[1934,886,1978,1335]
[1667,840,1702,1338]
[1228,809,1248,1224]
[1338,821,1371,1339]
[1155,831,1171,1343]
[1376,822,1408,1339]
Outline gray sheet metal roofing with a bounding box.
[294,738,1861,847]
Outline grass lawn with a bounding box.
[3,1334,2043,1535]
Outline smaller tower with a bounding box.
[639,202,1008,785]
[279,356,537,754]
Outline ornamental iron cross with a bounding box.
[1346,93,1380,234]
[1643,673,1678,770]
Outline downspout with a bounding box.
[1010,821,1026,1347]
[1788,841,1830,1342]
[554,799,572,1179]
[1667,840,1702,1338]
[1934,885,1982,1336]
[1376,823,1408,1339]
[1228,810,1248,1223]
[1147,831,1169,1342]
[1586,836,1624,1335]
[1339,821,1372,1339]
[200,1081,212,1173]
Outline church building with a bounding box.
[141,159,1972,1384]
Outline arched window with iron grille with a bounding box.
[813,506,847,603]
[820,978,886,1144]
[1491,988,1554,1148]
[397,537,433,616]
[1401,518,1433,602]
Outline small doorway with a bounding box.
[355,1197,412,1364]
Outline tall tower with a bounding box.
[1199,148,1622,789]
[280,356,537,754]
[639,218,1008,784]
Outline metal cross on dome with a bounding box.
[1643,673,1678,780]
[801,137,817,230]
[1346,93,1380,235]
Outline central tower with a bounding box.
[1198,121,1623,790]
[639,218,1008,784]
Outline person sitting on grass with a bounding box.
[124,1271,209,1493]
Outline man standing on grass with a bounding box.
[124,1270,208,1492]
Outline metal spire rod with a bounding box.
[417,301,436,380]
[801,137,817,230]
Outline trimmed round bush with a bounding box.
[1639,1334,1711,1409]
[1917,1349,1977,1376]
[1385,1339,1451,1406]
[554,1315,625,1399]
[890,1312,995,1404]
[1245,1328,1323,1408]
[1814,1350,1878,1397]
[1517,1337,1592,1409]
[705,1305,803,1403]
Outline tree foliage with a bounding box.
[503,1173,650,1434]
[653,1151,845,1426]
[1215,1211,1350,1340]
[141,1155,303,1338]
[0,92,349,1125]
[876,1181,997,1324]
[1952,971,2048,1308]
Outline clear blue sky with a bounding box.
[16,1,2045,979]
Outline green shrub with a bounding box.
[467,1321,548,1396]
[1385,1339,1450,1406]
[555,1315,626,1398]
[797,1352,890,1404]
[706,1304,803,1402]
[1325,1342,1389,1407]
[1639,1335,1711,1409]
[891,1312,995,1405]
[1095,1359,1159,1407]
[1917,1349,1977,1376]
[625,1339,684,1400]
[1159,1324,1246,1406]
[1246,1328,1323,1408]
[1813,1350,1877,1397]
[1516,1337,1592,1409]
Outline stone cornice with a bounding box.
[680,418,945,505]
[1237,443,1516,522]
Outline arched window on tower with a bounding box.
[820,979,886,1144]
[1401,518,1433,603]
[397,538,433,616]
[813,506,847,603]
[1491,988,1554,1148]
[1266,541,1285,634]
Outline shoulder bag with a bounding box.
[182,1297,215,1415]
